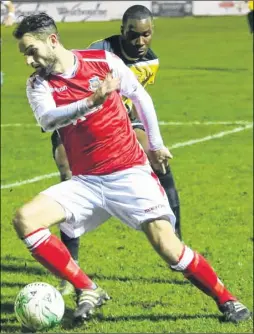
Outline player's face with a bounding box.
[121,17,153,58]
[19,33,57,76]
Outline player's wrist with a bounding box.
[148,142,165,151]
[86,96,95,109]
[87,87,105,108]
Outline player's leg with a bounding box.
[51,130,81,295]
[12,178,110,320]
[105,165,250,323]
[12,191,94,290]
[247,10,254,33]
[58,229,79,295]
[142,220,250,323]
[51,131,72,182]
[134,126,182,239]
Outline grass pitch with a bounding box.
[1,16,253,333]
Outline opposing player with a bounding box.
[54,6,182,294]
[13,13,250,324]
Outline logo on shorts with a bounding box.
[88,76,102,92]
[144,204,165,213]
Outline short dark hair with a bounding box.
[13,12,58,40]
[122,5,153,25]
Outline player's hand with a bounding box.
[147,147,173,174]
[88,71,120,108]
[3,16,15,27]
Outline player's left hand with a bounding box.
[148,147,173,174]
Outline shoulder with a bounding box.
[144,48,158,61]
[87,35,120,53]
[26,74,50,96]
[73,48,108,61]
[26,73,45,87]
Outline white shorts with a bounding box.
[41,164,175,238]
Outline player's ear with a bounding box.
[48,33,58,48]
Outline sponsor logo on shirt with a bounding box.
[50,85,68,93]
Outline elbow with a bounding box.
[39,114,55,132]
[131,88,152,105]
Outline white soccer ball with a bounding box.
[14,282,65,332]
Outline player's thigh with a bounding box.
[42,176,110,238]
[14,193,66,236]
[104,164,176,230]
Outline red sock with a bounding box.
[172,246,237,305]
[23,228,93,290]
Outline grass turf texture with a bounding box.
[1,16,253,333]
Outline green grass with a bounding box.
[1,16,253,333]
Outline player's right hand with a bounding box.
[88,71,120,108]
[148,147,173,174]
[3,16,14,27]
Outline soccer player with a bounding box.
[13,13,250,324]
[54,6,181,294]
[1,1,15,27]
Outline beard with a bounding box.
[37,63,55,78]
[37,52,58,79]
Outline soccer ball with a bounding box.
[14,282,65,332]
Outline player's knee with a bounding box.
[142,218,183,264]
[13,207,30,238]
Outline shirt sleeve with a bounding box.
[26,75,56,127]
[26,75,91,132]
[105,51,164,151]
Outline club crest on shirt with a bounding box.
[88,76,102,92]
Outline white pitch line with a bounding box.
[0,121,252,127]
[170,123,253,149]
[1,124,252,190]
[1,172,59,190]
[1,123,40,127]
[159,120,252,126]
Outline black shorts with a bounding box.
[128,111,145,131]
[131,117,145,131]
[51,130,62,158]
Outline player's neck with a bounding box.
[52,47,75,75]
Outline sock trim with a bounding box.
[23,228,51,251]
[171,246,194,271]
